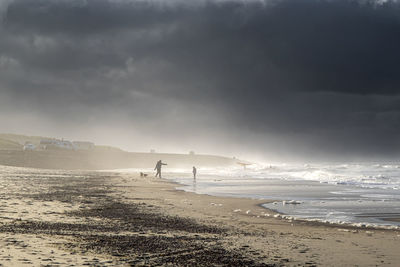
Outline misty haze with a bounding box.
[0,0,399,266]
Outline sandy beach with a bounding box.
[3,0,400,266]
[0,167,399,266]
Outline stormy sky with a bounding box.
[1,0,400,162]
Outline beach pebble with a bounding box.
[365,231,374,236]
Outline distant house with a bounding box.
[59,140,75,150]
[23,142,36,151]
[73,141,95,150]
[40,139,75,150]
[40,139,58,150]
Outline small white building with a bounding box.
[59,140,75,150]
[23,142,36,151]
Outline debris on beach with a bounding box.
[282,200,302,205]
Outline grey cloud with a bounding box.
[1,0,400,160]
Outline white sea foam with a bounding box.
[187,162,400,190]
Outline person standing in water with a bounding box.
[154,160,167,178]
[192,166,197,179]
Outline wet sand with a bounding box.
[171,173,400,227]
[0,169,399,266]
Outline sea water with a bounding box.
[159,163,400,229]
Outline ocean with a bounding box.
[159,163,400,229]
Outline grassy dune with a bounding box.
[0,133,238,170]
[0,138,22,150]
[0,133,47,147]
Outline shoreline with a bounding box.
[162,174,400,232]
[0,167,399,266]
[164,172,400,230]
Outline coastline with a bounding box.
[166,171,400,230]
[115,173,400,266]
[0,168,399,266]
[162,174,400,231]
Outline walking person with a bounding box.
[154,160,167,178]
[192,166,197,180]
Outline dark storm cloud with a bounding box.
[1,0,400,160]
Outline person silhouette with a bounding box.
[154,160,167,178]
[192,166,197,179]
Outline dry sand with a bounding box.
[0,170,399,266]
